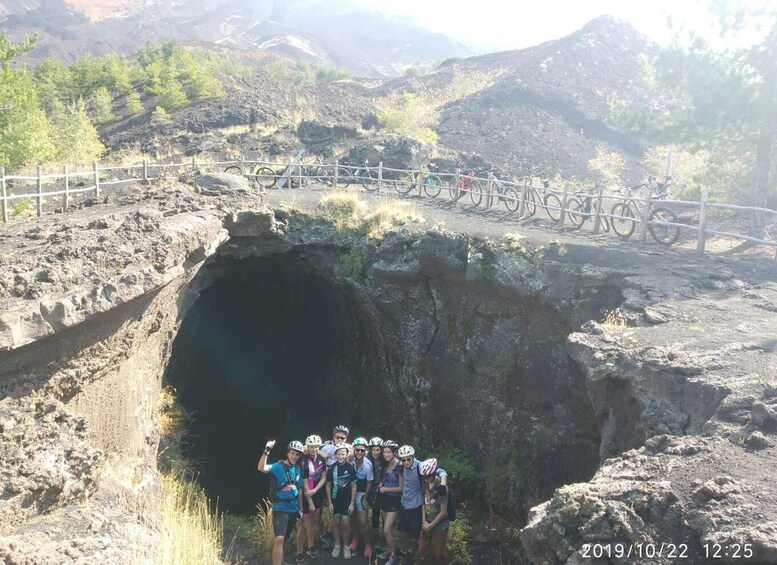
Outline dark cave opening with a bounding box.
[166,253,368,515]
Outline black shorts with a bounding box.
[332,494,352,517]
[380,494,401,513]
[302,490,325,514]
[398,505,422,539]
[272,511,298,539]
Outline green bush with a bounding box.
[436,444,480,499]
[377,92,439,145]
[11,197,34,217]
[447,511,472,565]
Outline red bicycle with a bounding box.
[448,170,482,202]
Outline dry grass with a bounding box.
[252,499,275,562]
[501,232,526,252]
[601,309,628,328]
[152,476,227,565]
[317,192,424,240]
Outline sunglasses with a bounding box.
[334,436,347,441]
[400,457,413,462]
[354,448,366,453]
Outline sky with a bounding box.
[353,0,716,52]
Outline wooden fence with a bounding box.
[1,158,776,260]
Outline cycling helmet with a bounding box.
[305,435,322,447]
[334,442,352,454]
[352,437,368,448]
[332,425,350,436]
[419,458,438,476]
[381,440,398,450]
[287,440,304,453]
[369,437,384,447]
[322,440,334,447]
[397,445,415,458]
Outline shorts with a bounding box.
[398,505,423,539]
[272,511,298,539]
[332,494,352,518]
[302,490,325,514]
[355,491,366,512]
[380,494,401,513]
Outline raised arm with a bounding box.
[257,439,276,473]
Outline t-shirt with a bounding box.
[399,459,447,509]
[321,442,337,467]
[301,454,326,492]
[269,460,302,513]
[326,461,356,500]
[353,458,374,492]
[382,462,401,497]
[423,477,450,532]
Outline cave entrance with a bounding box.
[165,253,368,515]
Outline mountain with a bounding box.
[0,0,469,76]
[100,16,659,185]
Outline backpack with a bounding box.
[269,462,296,503]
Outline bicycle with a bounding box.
[395,163,443,197]
[609,174,681,245]
[350,159,378,191]
[491,177,524,212]
[224,160,277,187]
[446,170,483,203]
[563,185,610,232]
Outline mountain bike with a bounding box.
[351,159,378,191]
[224,160,277,187]
[446,170,483,203]
[563,185,610,232]
[395,163,443,197]
[491,177,524,212]
[610,174,681,245]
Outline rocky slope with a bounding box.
[1,178,775,563]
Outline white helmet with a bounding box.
[369,437,383,446]
[397,445,415,458]
[305,435,322,446]
[352,437,368,447]
[419,458,438,476]
[287,441,304,454]
[334,442,352,455]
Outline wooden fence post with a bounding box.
[1,167,7,224]
[454,169,461,205]
[697,188,709,257]
[378,162,384,193]
[240,154,245,175]
[486,172,494,209]
[143,159,149,183]
[334,159,339,189]
[94,161,101,198]
[593,184,605,234]
[559,183,569,226]
[63,165,70,212]
[640,189,653,244]
[191,156,196,177]
[37,166,43,217]
[518,179,527,217]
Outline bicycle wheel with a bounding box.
[598,214,610,233]
[359,168,378,191]
[610,202,636,238]
[469,181,483,206]
[320,166,351,188]
[423,175,442,198]
[544,193,563,223]
[648,207,681,245]
[224,165,242,174]
[396,172,416,195]
[448,179,461,201]
[255,166,277,187]
[566,197,584,227]
[523,188,536,217]
[503,187,520,212]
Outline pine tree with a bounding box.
[151,105,172,125]
[90,86,115,124]
[126,90,144,115]
[54,99,105,169]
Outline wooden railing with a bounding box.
[1,158,775,260]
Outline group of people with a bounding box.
[257,425,452,565]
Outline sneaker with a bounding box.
[306,549,319,559]
[378,549,392,560]
[364,545,374,558]
[348,539,359,551]
[386,556,397,565]
[331,545,341,558]
[296,554,306,564]
[343,547,352,559]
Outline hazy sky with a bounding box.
[354,0,715,51]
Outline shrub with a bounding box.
[318,192,362,224]
[11,197,34,217]
[435,444,480,500]
[377,92,439,145]
[447,510,472,565]
[361,201,423,240]
[151,106,172,125]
